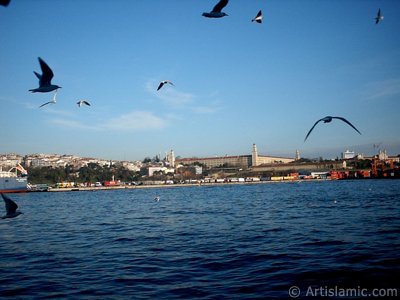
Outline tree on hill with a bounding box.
[27,163,141,185]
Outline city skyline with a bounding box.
[1,1,399,161]
[1,142,398,167]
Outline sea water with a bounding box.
[1,180,399,299]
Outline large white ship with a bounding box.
[0,164,28,193]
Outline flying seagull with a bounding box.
[1,193,22,219]
[304,116,361,142]
[39,89,58,108]
[157,80,174,91]
[252,10,263,23]
[202,0,229,18]
[77,100,91,107]
[0,0,10,7]
[29,57,61,93]
[375,8,384,24]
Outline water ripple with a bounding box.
[1,180,399,298]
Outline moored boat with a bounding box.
[0,164,28,193]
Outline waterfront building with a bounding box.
[251,144,294,166]
[141,166,175,177]
[176,144,295,169]
[251,160,347,173]
[176,165,203,178]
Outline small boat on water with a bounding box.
[0,164,28,193]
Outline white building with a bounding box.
[342,149,356,159]
[146,166,175,177]
[378,149,388,160]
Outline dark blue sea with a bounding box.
[1,180,399,299]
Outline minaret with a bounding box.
[252,144,259,167]
[171,150,175,168]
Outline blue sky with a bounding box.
[1,0,399,161]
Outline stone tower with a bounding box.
[167,150,175,167]
[295,150,300,161]
[252,144,259,167]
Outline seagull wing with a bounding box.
[0,0,11,7]
[333,117,362,135]
[1,193,18,215]
[157,82,164,91]
[40,91,57,107]
[375,8,381,24]
[39,101,52,108]
[167,81,175,86]
[77,100,90,107]
[252,10,262,22]
[304,118,324,141]
[211,0,229,13]
[38,57,54,86]
[33,71,42,80]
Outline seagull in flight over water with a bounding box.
[39,90,57,108]
[304,116,361,142]
[1,193,22,219]
[252,10,263,23]
[202,0,229,18]
[375,8,384,24]
[157,80,175,91]
[39,89,58,108]
[29,57,61,93]
[77,100,91,107]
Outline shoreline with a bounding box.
[38,180,305,192]
[33,178,395,193]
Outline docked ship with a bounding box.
[0,164,28,193]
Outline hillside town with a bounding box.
[0,153,141,172]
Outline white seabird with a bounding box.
[77,100,91,107]
[304,116,361,142]
[202,0,229,18]
[1,193,22,219]
[29,57,61,93]
[252,10,263,23]
[157,80,175,91]
[39,89,58,108]
[375,8,384,24]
